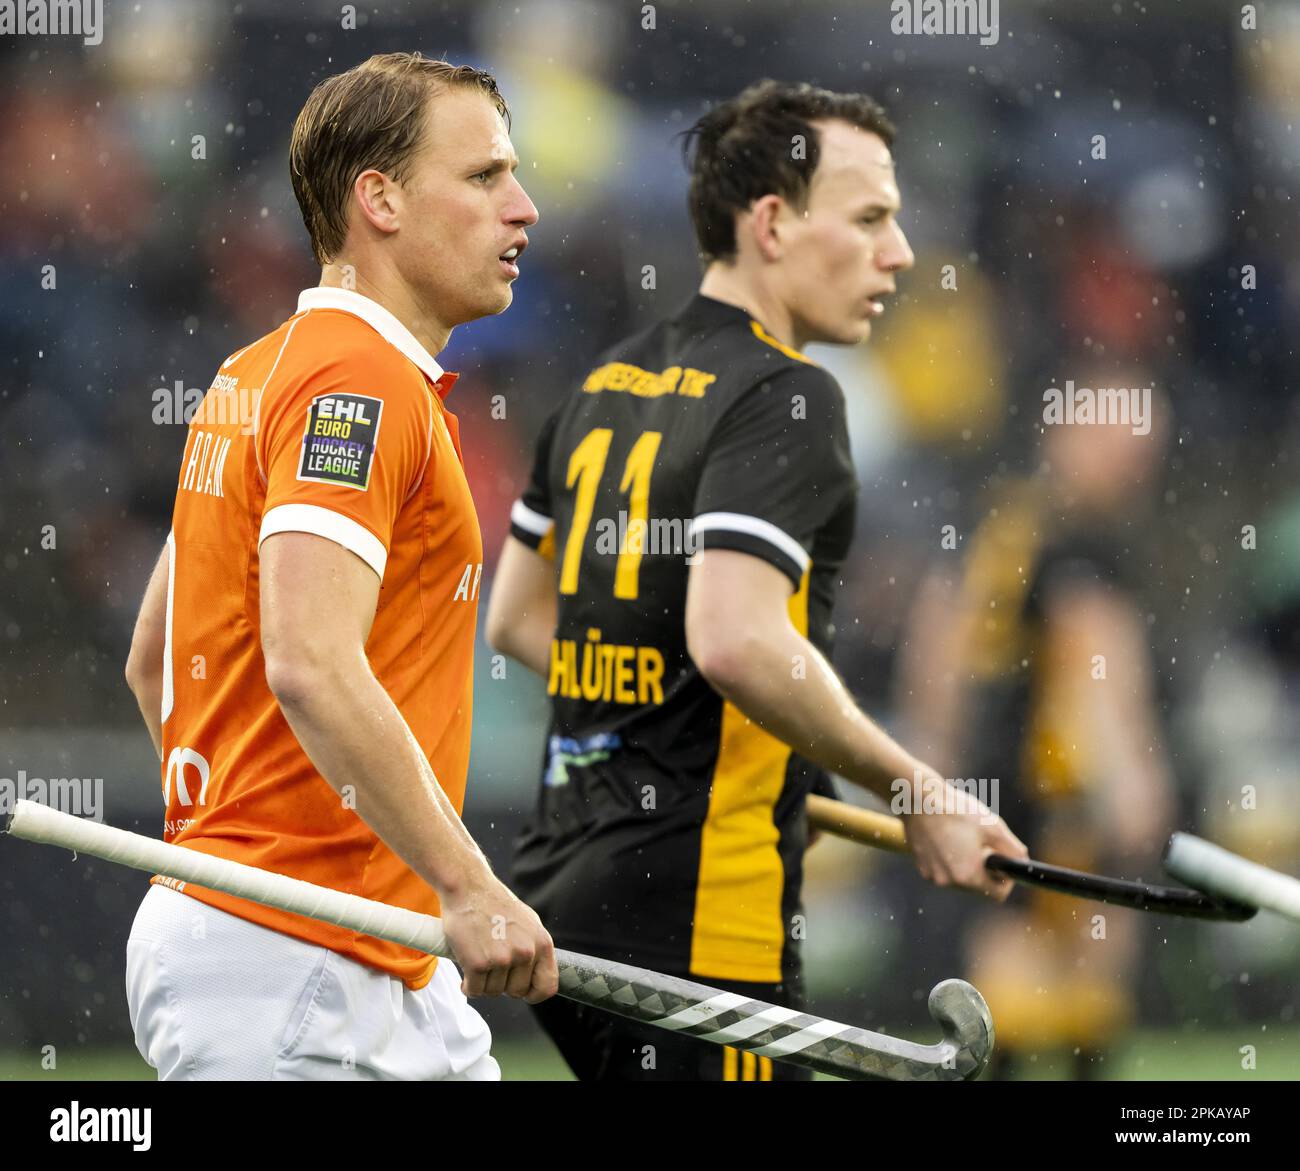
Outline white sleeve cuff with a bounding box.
[511,498,554,537]
[259,503,388,579]
[691,511,811,573]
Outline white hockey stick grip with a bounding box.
[5,799,451,957]
[1165,832,1300,923]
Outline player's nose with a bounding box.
[880,220,914,273]
[506,173,540,228]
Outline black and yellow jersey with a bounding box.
[507,293,857,986]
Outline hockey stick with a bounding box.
[1164,833,1300,923]
[807,794,1255,922]
[3,799,994,1081]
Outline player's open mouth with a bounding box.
[499,243,525,279]
[868,290,894,317]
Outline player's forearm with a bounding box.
[127,674,164,760]
[892,572,967,771]
[699,627,933,802]
[1047,591,1175,849]
[485,537,557,677]
[490,615,552,678]
[1077,654,1175,844]
[126,545,170,761]
[268,660,491,897]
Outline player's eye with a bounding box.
[471,169,493,185]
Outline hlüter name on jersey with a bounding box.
[548,628,666,705]
[583,361,717,399]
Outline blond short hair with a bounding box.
[289,52,509,265]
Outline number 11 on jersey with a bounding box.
[559,428,663,601]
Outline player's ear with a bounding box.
[747,194,787,262]
[352,169,402,238]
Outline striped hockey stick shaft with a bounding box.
[4,799,992,1081]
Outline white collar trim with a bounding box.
[296,287,445,383]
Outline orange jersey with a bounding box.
[153,286,483,989]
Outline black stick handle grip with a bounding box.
[985,853,1256,921]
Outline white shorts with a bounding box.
[125,884,499,1081]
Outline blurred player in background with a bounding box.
[898,371,1176,1078]
[123,52,556,1081]
[486,80,1027,1081]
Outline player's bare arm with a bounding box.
[125,545,170,761]
[684,546,1027,900]
[1039,581,1175,860]
[260,529,557,1003]
[892,567,968,771]
[485,534,556,676]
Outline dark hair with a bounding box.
[680,80,896,263]
[290,52,510,265]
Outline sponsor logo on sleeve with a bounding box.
[297,393,383,490]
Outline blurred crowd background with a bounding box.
[2,0,1298,1077]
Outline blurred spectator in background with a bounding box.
[898,373,1177,1078]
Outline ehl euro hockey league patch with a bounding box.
[297,393,384,490]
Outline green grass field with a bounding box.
[3,1028,1298,1081]
[0,1042,573,1082]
